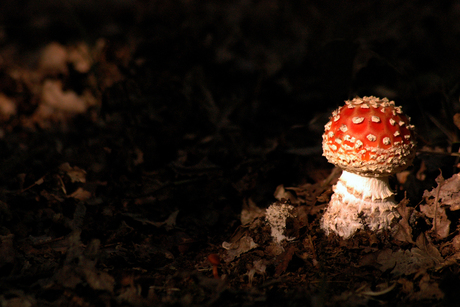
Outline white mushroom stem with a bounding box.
[321,170,400,238]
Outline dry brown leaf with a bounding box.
[274,184,299,204]
[377,234,442,276]
[68,187,92,201]
[83,267,115,292]
[398,278,414,294]
[41,80,88,113]
[423,173,460,210]
[409,273,444,301]
[0,93,16,119]
[39,42,68,74]
[67,42,93,73]
[222,235,258,262]
[420,201,450,238]
[453,233,460,250]
[240,198,265,225]
[393,199,415,243]
[274,245,295,276]
[60,163,87,183]
[247,259,267,285]
[454,113,460,131]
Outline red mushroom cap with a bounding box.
[207,254,221,266]
[322,96,416,176]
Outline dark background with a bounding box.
[0,1,459,306]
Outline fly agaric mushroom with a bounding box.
[321,96,416,238]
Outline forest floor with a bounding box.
[0,1,460,306]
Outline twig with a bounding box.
[433,173,445,235]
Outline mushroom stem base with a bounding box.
[321,171,400,238]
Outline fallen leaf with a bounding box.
[240,198,265,225]
[0,93,16,119]
[60,163,87,183]
[409,273,444,301]
[377,233,443,276]
[420,201,450,239]
[454,113,460,131]
[247,259,267,285]
[274,245,295,276]
[393,198,415,243]
[222,235,258,262]
[423,173,460,210]
[67,42,93,73]
[41,80,88,113]
[274,184,299,205]
[39,42,68,74]
[68,187,92,201]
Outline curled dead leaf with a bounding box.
[377,234,443,276]
[222,235,258,263]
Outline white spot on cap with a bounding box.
[404,134,411,139]
[335,138,342,144]
[360,104,370,109]
[355,140,363,148]
[328,131,334,138]
[340,124,348,132]
[367,134,377,142]
[383,137,391,145]
[331,144,337,150]
[389,118,396,126]
[371,116,381,123]
[399,121,405,126]
[394,131,400,137]
[333,115,340,122]
[352,117,365,124]
[325,121,332,130]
